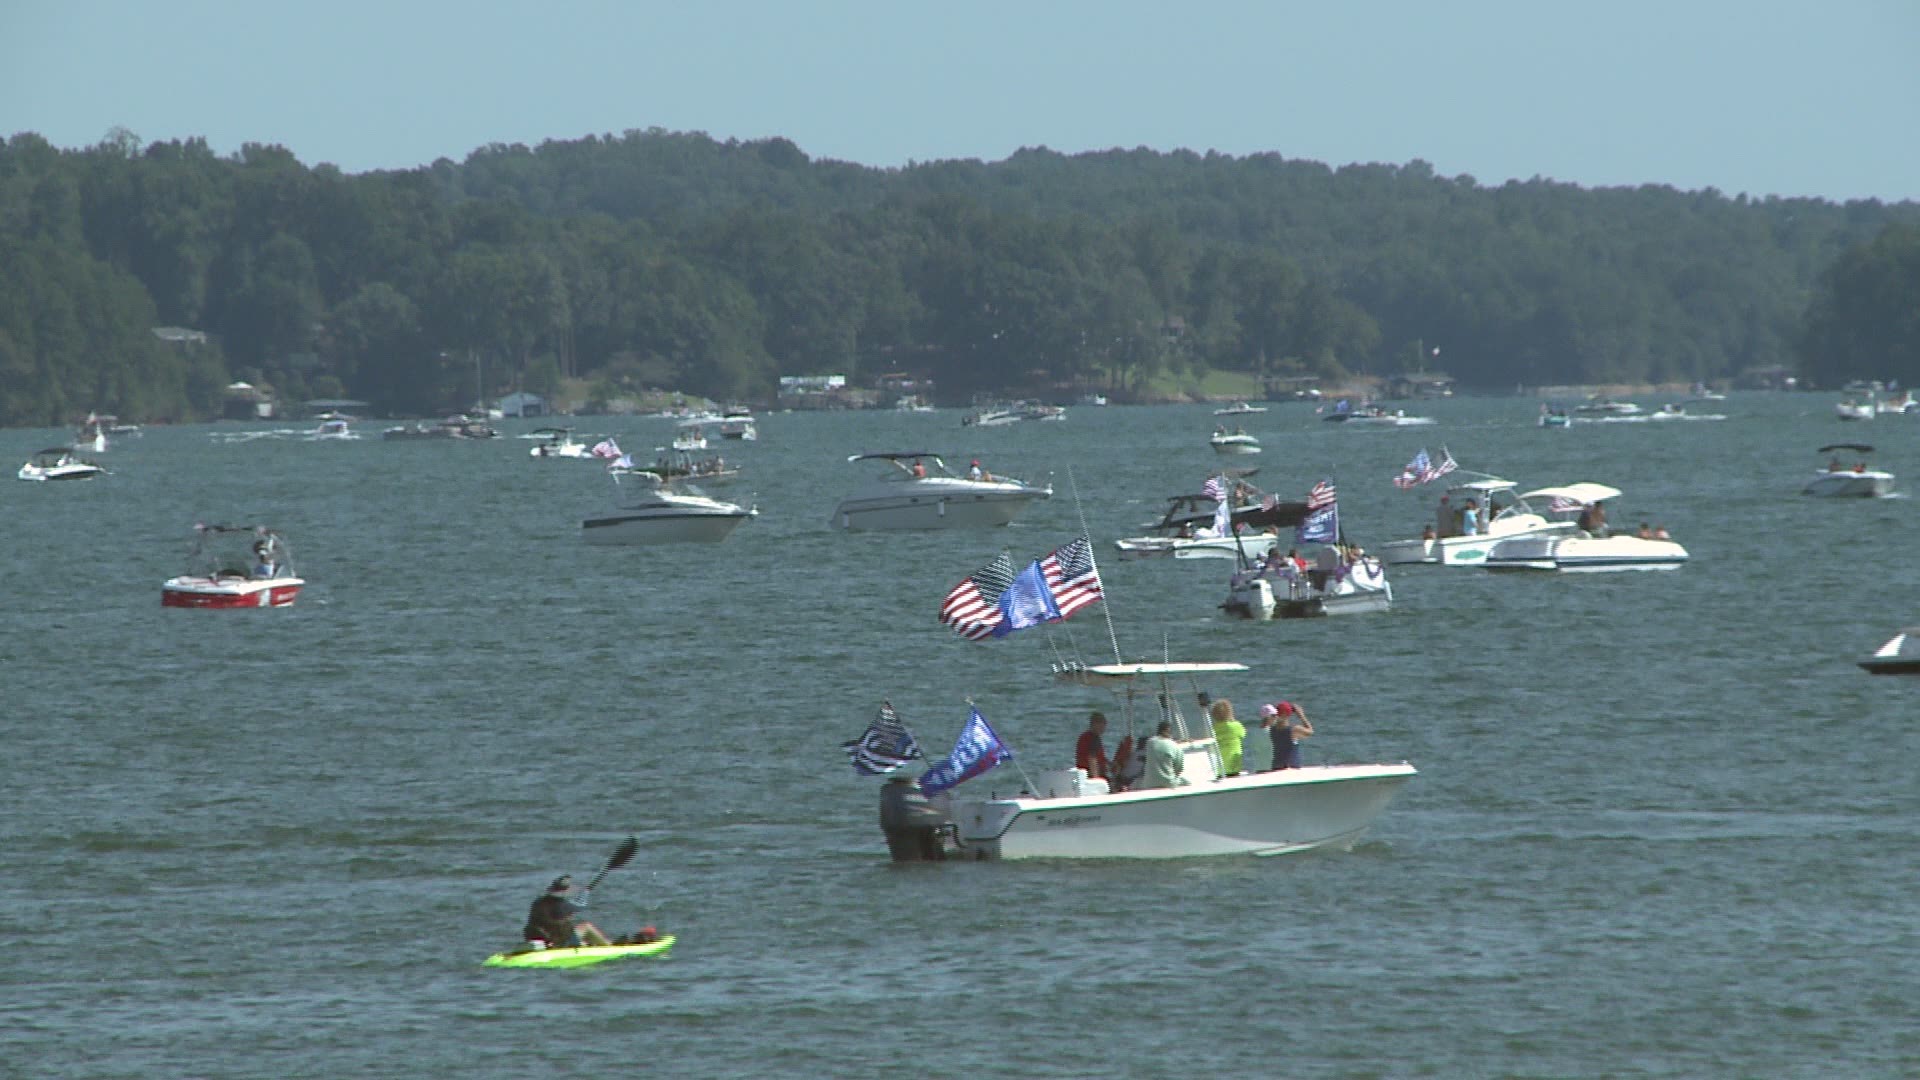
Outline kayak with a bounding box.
[482,935,676,969]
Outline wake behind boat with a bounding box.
[829,452,1050,531]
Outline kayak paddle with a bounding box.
[582,835,639,894]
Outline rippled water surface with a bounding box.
[6,396,1917,1078]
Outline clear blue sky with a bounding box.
[4,1,1916,202]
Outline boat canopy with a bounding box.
[1818,443,1873,454]
[847,451,942,462]
[1070,661,1250,681]
[1447,477,1518,495]
[34,447,75,456]
[1518,483,1624,504]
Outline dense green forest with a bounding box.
[2,126,1917,425]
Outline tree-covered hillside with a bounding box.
[1,127,1915,425]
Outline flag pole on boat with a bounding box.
[1065,466,1123,667]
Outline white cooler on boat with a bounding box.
[1032,767,1109,799]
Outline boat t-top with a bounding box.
[18,447,106,482]
[1803,444,1894,498]
[1377,472,1580,566]
[828,451,1051,531]
[161,525,304,608]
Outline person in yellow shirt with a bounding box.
[1207,699,1247,776]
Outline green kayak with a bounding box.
[483,935,676,969]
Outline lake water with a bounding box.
[6,396,1916,1078]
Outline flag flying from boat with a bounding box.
[940,540,1105,641]
[918,707,1013,795]
[1297,479,1338,543]
[1202,474,1227,501]
[1039,537,1103,620]
[842,701,923,775]
[611,453,635,470]
[1393,449,1432,489]
[1429,446,1458,482]
[939,551,1018,641]
[591,438,622,460]
[1203,474,1233,536]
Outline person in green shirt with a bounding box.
[1142,721,1186,789]
[1208,699,1247,776]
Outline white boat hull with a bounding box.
[1802,470,1894,498]
[1210,439,1261,455]
[1484,534,1689,572]
[1378,521,1578,566]
[18,462,105,481]
[1223,570,1393,620]
[829,481,1049,531]
[952,763,1416,859]
[581,510,751,544]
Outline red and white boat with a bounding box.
[161,525,305,609]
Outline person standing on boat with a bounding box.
[1260,702,1314,770]
[879,774,949,862]
[523,875,611,947]
[1208,700,1247,776]
[1142,722,1186,788]
[250,540,278,579]
[1075,711,1111,783]
[1461,499,1481,536]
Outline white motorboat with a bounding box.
[1018,402,1067,422]
[1859,628,1920,675]
[717,409,758,440]
[1573,397,1642,418]
[1209,430,1261,455]
[76,412,113,452]
[670,418,710,452]
[1834,397,1875,421]
[1689,383,1728,402]
[829,452,1050,531]
[961,405,1020,427]
[307,412,360,440]
[1377,474,1580,566]
[1322,401,1436,426]
[581,480,756,544]
[941,661,1415,859]
[1803,444,1894,498]
[1213,401,1267,417]
[527,427,590,458]
[161,525,304,608]
[1483,484,1688,571]
[1222,547,1393,619]
[1875,391,1917,415]
[18,447,106,482]
[1113,479,1308,560]
[1539,405,1571,428]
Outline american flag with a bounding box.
[843,701,923,775]
[1040,537,1104,620]
[590,438,622,460]
[939,551,1017,641]
[1202,474,1227,502]
[1307,479,1337,510]
[1428,447,1459,482]
[1548,495,1583,514]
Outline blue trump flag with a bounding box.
[991,559,1061,637]
[919,707,1014,795]
[1297,504,1338,544]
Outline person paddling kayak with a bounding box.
[523,875,611,947]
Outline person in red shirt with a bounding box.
[1075,711,1111,782]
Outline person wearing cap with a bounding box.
[522,875,611,947]
[879,773,949,862]
[1259,701,1314,770]
[1207,699,1247,776]
[967,459,985,481]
